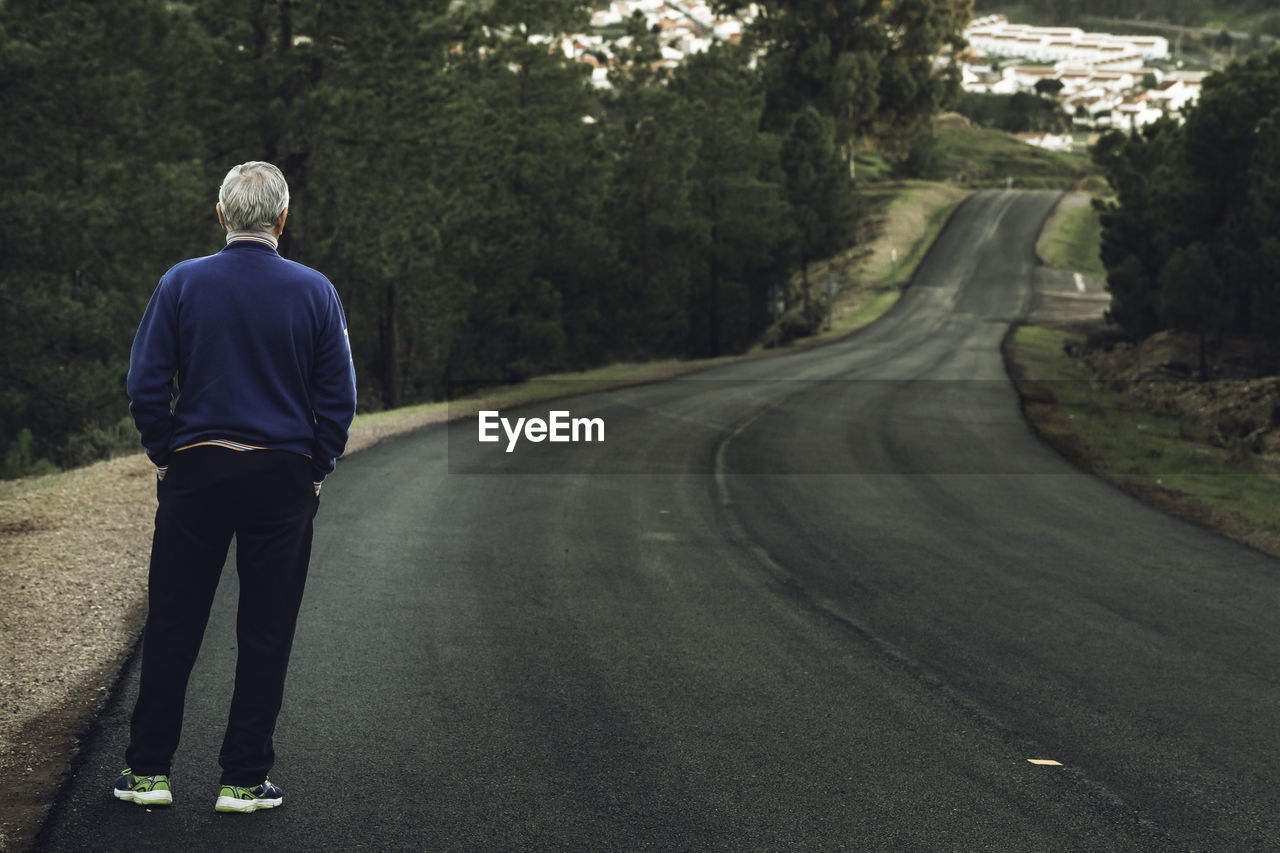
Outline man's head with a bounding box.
[217,161,289,235]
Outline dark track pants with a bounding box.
[125,446,319,786]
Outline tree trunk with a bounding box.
[801,255,811,330]
[708,217,721,358]
[381,282,401,409]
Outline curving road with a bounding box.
[40,191,1280,851]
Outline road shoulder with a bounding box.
[1006,193,1280,561]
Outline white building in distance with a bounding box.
[961,15,1203,131]
[965,15,1168,65]
[573,1,755,86]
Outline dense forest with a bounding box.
[0,0,970,476]
[1091,51,1280,377]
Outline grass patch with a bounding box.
[1036,195,1106,276]
[797,180,972,342]
[932,127,1098,189]
[1006,324,1280,554]
[882,185,964,287]
[840,288,901,331]
[851,150,894,182]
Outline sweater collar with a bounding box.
[225,230,279,250]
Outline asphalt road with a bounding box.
[40,190,1280,851]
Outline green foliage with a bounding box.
[1092,51,1280,363]
[956,92,1071,133]
[1034,77,1064,97]
[732,0,971,156]
[671,44,793,357]
[927,126,1096,185]
[2,429,58,480]
[0,0,971,468]
[0,0,215,469]
[781,107,860,323]
[602,47,699,359]
[890,131,944,178]
[61,417,141,470]
[1157,242,1218,378]
[1037,201,1106,276]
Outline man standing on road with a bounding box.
[116,161,357,814]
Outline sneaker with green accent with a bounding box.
[214,778,283,813]
[113,768,173,806]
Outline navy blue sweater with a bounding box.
[127,233,357,480]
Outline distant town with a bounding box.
[962,15,1205,140]
[552,0,754,88]
[549,4,1202,151]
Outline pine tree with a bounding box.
[671,44,790,357]
[727,0,970,159]
[1157,243,1220,379]
[601,26,701,359]
[299,1,472,407]
[0,0,214,470]
[781,107,860,329]
[438,1,608,386]
[1244,106,1280,352]
[1092,119,1191,339]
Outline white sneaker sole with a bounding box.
[215,795,282,813]
[113,787,173,806]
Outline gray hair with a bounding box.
[218,161,290,232]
